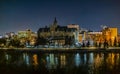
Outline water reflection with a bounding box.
[60,54,66,68]
[32,54,38,66]
[23,53,30,66]
[84,53,87,64]
[75,53,81,67]
[89,53,93,64]
[94,53,104,68]
[5,53,9,61]
[116,53,120,65]
[106,53,120,70]
[46,54,58,69]
[0,51,120,74]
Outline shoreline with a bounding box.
[1,47,120,53]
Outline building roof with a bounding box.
[38,18,77,33]
[38,25,77,32]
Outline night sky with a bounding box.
[0,0,120,34]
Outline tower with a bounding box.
[50,17,58,31]
[53,17,58,28]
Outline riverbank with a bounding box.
[1,47,120,53]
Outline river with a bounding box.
[0,49,120,74]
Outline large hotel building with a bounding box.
[37,18,79,46]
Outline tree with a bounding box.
[98,42,102,48]
[114,37,117,47]
[65,36,74,45]
[104,39,108,48]
[109,38,112,47]
[36,36,48,45]
[86,40,90,47]
[69,36,75,45]
[94,41,98,47]
[0,38,6,47]
[9,39,20,48]
[65,36,69,45]
[82,41,85,47]
[118,40,120,47]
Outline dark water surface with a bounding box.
[0,50,120,74]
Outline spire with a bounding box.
[50,17,58,31]
[53,17,57,24]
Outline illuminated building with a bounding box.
[78,28,89,43]
[67,24,79,43]
[79,30,99,46]
[79,31,86,43]
[67,24,79,31]
[78,26,118,47]
[102,27,118,46]
[18,29,37,46]
[4,32,16,38]
[37,18,77,46]
[88,32,102,46]
[79,33,83,42]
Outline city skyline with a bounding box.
[1,0,120,34]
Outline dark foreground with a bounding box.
[0,48,120,74]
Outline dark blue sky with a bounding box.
[0,0,120,34]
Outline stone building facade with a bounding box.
[37,18,77,46]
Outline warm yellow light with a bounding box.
[33,54,38,66]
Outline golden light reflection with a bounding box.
[106,53,117,69]
[109,53,120,67]
[60,54,66,68]
[106,53,112,69]
[94,54,104,68]
[111,53,115,66]
[116,53,119,65]
[33,54,38,66]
